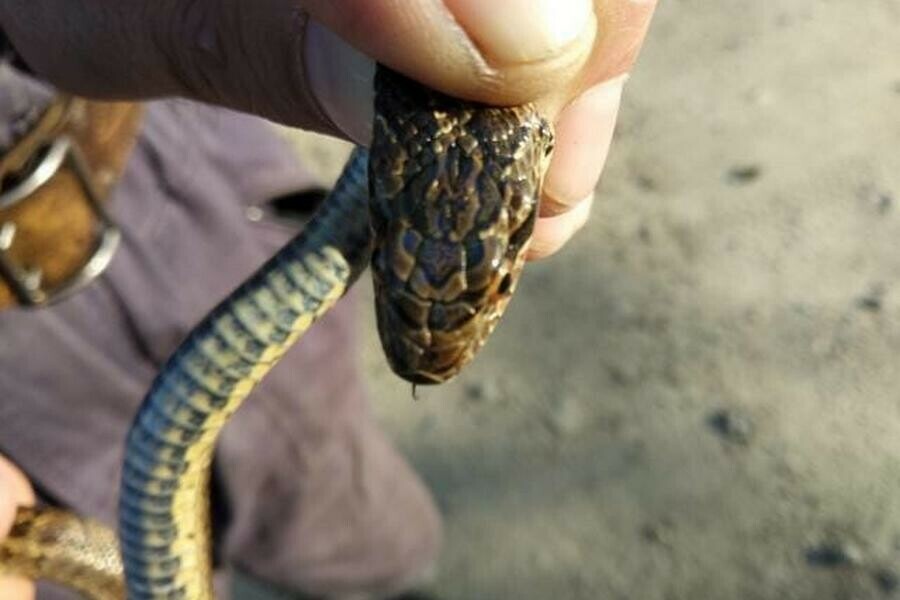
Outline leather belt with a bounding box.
[0,97,143,310]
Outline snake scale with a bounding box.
[0,65,553,598]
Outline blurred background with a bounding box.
[244,0,900,598]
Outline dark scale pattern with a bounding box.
[2,65,552,596]
[0,507,124,600]
[369,67,553,383]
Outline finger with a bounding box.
[0,574,34,600]
[308,0,596,102]
[304,0,597,142]
[0,454,36,534]
[527,194,594,261]
[0,457,36,600]
[0,0,597,138]
[583,0,659,87]
[534,0,657,240]
[0,570,34,600]
[541,74,626,217]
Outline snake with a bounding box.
[0,65,553,598]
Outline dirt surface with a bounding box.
[253,1,900,598]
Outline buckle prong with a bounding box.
[0,222,15,249]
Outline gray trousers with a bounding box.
[0,63,441,599]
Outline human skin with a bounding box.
[0,1,658,596]
[0,0,657,258]
[0,455,35,599]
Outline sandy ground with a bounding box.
[242,1,900,598]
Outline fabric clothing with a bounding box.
[0,62,440,599]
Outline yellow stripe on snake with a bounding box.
[0,66,553,599]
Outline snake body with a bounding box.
[0,507,123,599]
[0,67,551,598]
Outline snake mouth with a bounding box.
[399,370,445,386]
[380,329,468,385]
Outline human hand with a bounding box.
[0,454,35,600]
[0,0,657,259]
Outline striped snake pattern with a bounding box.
[0,66,552,599]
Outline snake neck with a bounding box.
[117,149,372,599]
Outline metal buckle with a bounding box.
[0,135,120,306]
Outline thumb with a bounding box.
[0,0,595,140]
[304,0,597,141]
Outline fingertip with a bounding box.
[0,460,37,598]
[585,0,659,86]
[527,194,594,261]
[0,575,35,600]
[0,463,21,561]
[0,457,35,511]
[0,486,14,541]
[445,0,593,65]
[439,0,598,107]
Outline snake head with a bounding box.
[369,67,553,384]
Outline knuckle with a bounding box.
[153,0,228,100]
[151,0,306,121]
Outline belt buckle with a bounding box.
[0,134,120,306]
